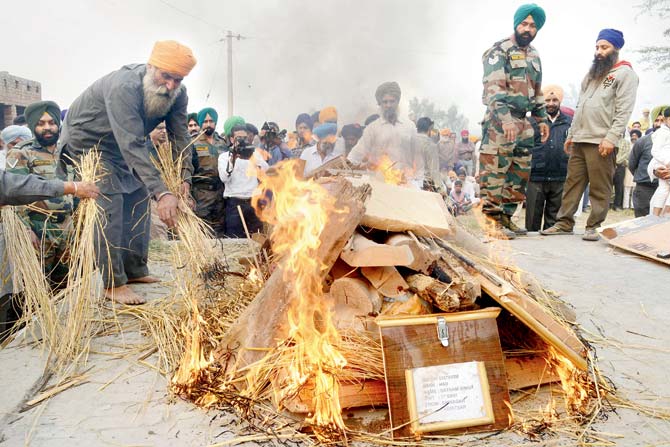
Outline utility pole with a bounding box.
[225,31,245,118]
[226,31,234,118]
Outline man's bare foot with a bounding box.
[105,285,146,305]
[126,275,161,284]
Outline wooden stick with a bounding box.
[237,204,262,275]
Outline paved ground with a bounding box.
[0,230,669,446]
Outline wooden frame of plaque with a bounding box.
[377,307,511,439]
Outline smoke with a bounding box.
[199,0,446,130]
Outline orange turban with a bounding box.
[319,106,338,124]
[439,128,451,137]
[542,84,564,102]
[148,40,197,78]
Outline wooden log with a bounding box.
[386,233,438,273]
[405,273,461,312]
[330,277,382,315]
[361,266,408,298]
[346,176,451,237]
[435,257,481,308]
[220,177,371,369]
[380,294,433,316]
[340,232,414,267]
[504,354,560,390]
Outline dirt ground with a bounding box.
[0,212,669,446]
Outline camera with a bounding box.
[231,138,255,160]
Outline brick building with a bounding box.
[0,71,42,129]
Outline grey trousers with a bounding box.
[96,186,151,288]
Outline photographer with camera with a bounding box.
[218,124,268,238]
[261,121,292,166]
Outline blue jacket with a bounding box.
[530,112,572,182]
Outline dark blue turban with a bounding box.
[597,29,625,49]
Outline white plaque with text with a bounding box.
[405,361,494,433]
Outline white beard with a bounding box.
[143,70,182,119]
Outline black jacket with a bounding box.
[529,112,572,182]
[628,132,658,185]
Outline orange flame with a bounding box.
[547,347,590,415]
[252,159,347,433]
[375,155,405,185]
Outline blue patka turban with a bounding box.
[313,123,337,140]
[1,125,32,145]
[597,29,625,49]
[197,107,218,127]
[514,4,546,30]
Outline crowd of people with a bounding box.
[2,4,670,330]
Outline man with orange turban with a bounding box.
[525,84,572,232]
[59,40,197,305]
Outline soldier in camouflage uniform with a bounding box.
[6,101,73,289]
[480,4,550,237]
[191,107,228,237]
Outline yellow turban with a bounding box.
[319,106,338,124]
[148,40,197,78]
[542,84,564,102]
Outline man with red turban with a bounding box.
[59,40,197,304]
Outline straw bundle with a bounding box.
[1,206,58,347]
[50,150,105,375]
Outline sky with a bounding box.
[4,0,669,136]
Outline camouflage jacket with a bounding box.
[482,36,547,125]
[191,133,227,188]
[5,139,73,221]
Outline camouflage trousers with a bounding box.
[30,217,71,289]
[192,186,225,238]
[479,118,534,216]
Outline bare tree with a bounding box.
[409,97,469,132]
[636,0,670,80]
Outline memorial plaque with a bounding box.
[377,308,511,438]
[405,361,494,434]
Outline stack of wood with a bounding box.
[221,174,586,413]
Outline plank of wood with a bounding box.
[386,234,438,273]
[476,272,588,371]
[340,232,415,267]
[281,379,388,413]
[504,355,559,390]
[220,178,371,369]
[361,266,408,298]
[601,216,670,266]
[378,308,511,438]
[347,176,451,237]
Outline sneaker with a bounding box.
[582,228,600,241]
[540,226,574,236]
[500,214,528,235]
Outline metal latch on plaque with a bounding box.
[436,317,449,347]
